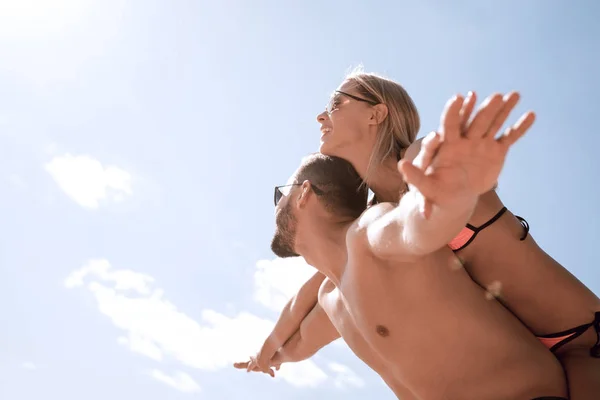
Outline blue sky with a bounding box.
[1,1,599,399]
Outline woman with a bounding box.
[241,69,600,398]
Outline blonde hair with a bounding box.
[344,66,420,185]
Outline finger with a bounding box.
[247,359,255,372]
[484,92,520,140]
[498,111,536,147]
[460,91,477,134]
[398,160,437,201]
[247,364,259,373]
[439,95,465,142]
[414,131,442,171]
[465,93,504,139]
[233,362,249,369]
[268,368,275,378]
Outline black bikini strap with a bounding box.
[540,312,600,355]
[465,207,508,232]
[531,397,569,400]
[540,318,595,353]
[591,312,600,358]
[515,215,530,241]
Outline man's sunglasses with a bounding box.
[274,183,324,206]
[326,90,380,114]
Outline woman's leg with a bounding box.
[558,345,600,399]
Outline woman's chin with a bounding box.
[319,140,335,156]
[321,138,352,159]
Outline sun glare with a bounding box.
[0,0,90,38]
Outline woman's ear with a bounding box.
[369,103,388,125]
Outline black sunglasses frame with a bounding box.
[274,183,324,206]
[326,90,380,114]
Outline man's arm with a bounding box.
[366,96,477,259]
[366,167,477,260]
[270,302,340,365]
[253,272,326,368]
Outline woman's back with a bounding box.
[457,190,600,339]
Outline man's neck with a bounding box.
[295,219,352,287]
[345,151,405,204]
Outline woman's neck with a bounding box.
[346,153,406,204]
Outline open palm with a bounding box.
[400,92,535,210]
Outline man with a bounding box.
[235,95,567,399]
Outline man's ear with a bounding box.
[296,180,312,209]
[368,103,388,126]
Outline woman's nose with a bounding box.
[316,110,328,123]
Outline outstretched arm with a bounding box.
[243,272,326,373]
[270,302,340,365]
[367,92,534,260]
[234,302,340,373]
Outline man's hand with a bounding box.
[399,92,535,214]
[233,356,280,377]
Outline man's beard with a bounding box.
[271,202,299,258]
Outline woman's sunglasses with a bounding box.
[326,90,379,114]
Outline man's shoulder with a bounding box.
[355,202,397,230]
[317,276,335,298]
[346,202,397,251]
[317,276,338,313]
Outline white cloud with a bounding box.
[253,257,316,312]
[45,154,132,209]
[253,257,348,350]
[118,335,162,361]
[65,259,329,388]
[65,259,153,294]
[149,369,201,394]
[21,362,37,370]
[275,361,328,387]
[328,362,365,389]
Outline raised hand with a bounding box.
[399,91,535,214]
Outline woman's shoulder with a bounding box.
[403,137,424,163]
